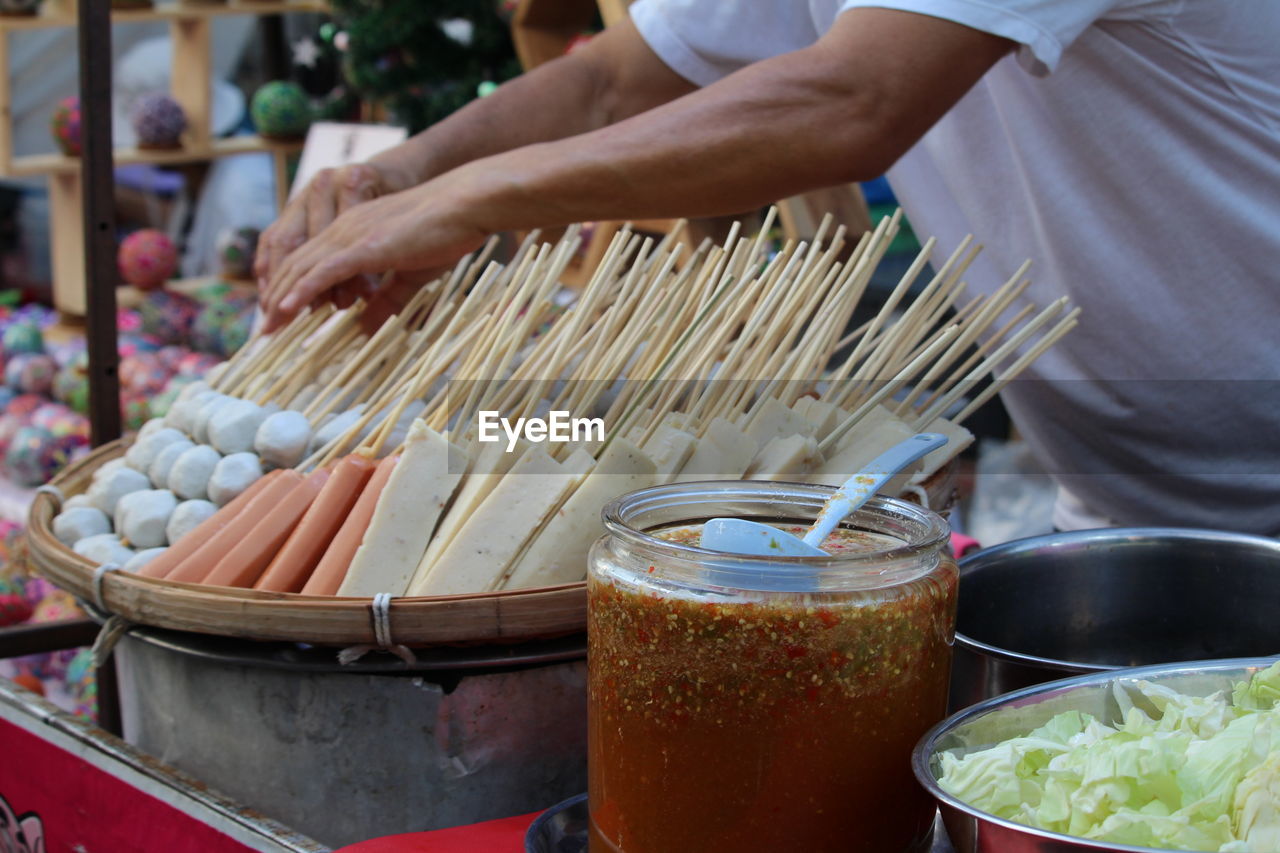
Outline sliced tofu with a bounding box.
[745,397,818,446]
[410,446,595,595]
[675,417,757,482]
[791,397,842,442]
[809,405,915,487]
[746,433,823,481]
[410,437,525,588]
[338,422,468,597]
[503,437,658,590]
[644,420,698,484]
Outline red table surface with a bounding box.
[336,812,540,853]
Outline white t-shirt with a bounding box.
[632,0,1280,534]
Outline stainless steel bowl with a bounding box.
[951,528,1280,711]
[916,657,1279,853]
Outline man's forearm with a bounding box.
[368,20,697,189]
[442,9,1010,234]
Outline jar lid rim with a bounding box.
[601,480,950,568]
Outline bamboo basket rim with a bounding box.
[27,437,957,648]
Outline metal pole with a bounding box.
[79,0,120,447]
[79,0,122,736]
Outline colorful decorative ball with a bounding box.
[5,393,45,419]
[121,393,150,431]
[0,414,23,462]
[5,352,56,395]
[250,81,312,140]
[30,402,71,432]
[176,350,219,377]
[0,387,14,413]
[119,351,170,395]
[5,424,56,486]
[215,226,260,280]
[138,289,199,344]
[156,345,186,371]
[64,647,97,721]
[52,356,89,414]
[129,92,187,149]
[0,0,43,19]
[42,431,89,477]
[147,387,179,419]
[51,95,81,156]
[0,593,32,628]
[2,320,45,355]
[118,229,178,290]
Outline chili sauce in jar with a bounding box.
[588,482,957,852]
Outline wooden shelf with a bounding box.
[5,134,305,177]
[0,0,327,31]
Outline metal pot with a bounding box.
[950,527,1280,711]
[115,626,588,849]
[916,657,1278,852]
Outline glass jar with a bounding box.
[587,481,957,853]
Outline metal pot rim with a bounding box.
[914,656,1280,853]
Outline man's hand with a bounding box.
[255,160,417,307]
[259,172,491,331]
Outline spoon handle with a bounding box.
[803,432,948,548]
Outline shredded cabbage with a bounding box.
[938,661,1280,851]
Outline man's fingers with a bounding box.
[305,168,340,239]
[337,164,381,213]
[256,209,307,298]
[277,248,370,320]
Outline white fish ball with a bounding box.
[192,393,234,444]
[92,457,127,484]
[121,490,178,549]
[73,533,135,566]
[207,452,263,506]
[167,389,216,433]
[254,411,311,469]
[53,506,111,547]
[64,494,93,510]
[148,438,195,489]
[167,499,217,544]
[309,408,363,455]
[88,467,150,515]
[138,417,168,440]
[124,427,187,474]
[124,547,167,573]
[176,380,210,404]
[209,399,269,455]
[168,445,222,500]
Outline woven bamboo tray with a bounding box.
[27,438,957,647]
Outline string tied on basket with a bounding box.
[88,563,134,668]
[35,483,64,511]
[338,593,417,666]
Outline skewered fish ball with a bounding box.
[124,426,187,473]
[118,489,178,549]
[166,499,216,544]
[208,399,269,455]
[53,506,111,547]
[207,452,262,506]
[124,548,167,573]
[87,466,150,515]
[168,445,221,501]
[148,437,195,489]
[73,533,134,566]
[255,410,311,469]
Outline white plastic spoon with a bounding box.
[699,432,948,557]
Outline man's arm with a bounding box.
[263,8,1012,328]
[255,19,694,290]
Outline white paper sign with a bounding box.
[290,122,409,199]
